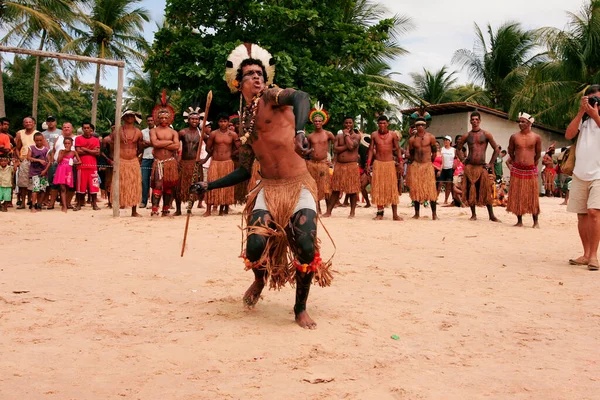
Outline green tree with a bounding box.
[511,0,600,128]
[125,70,162,117]
[452,21,539,113]
[409,66,458,105]
[147,0,411,130]
[2,0,79,120]
[65,0,150,126]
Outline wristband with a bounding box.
[296,130,305,136]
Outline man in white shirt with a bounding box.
[439,135,456,204]
[140,115,155,208]
[566,84,600,271]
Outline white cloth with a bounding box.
[200,141,210,169]
[42,129,62,151]
[252,186,316,213]
[141,128,154,159]
[53,135,77,162]
[441,147,456,169]
[574,118,600,181]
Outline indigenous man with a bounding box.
[323,116,361,218]
[192,43,332,329]
[150,98,180,217]
[366,115,402,221]
[203,113,238,216]
[74,121,101,211]
[407,118,439,220]
[15,116,42,208]
[176,109,203,216]
[542,146,556,197]
[119,110,143,217]
[306,103,335,214]
[507,112,542,228]
[358,128,372,208]
[456,111,501,222]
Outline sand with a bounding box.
[1,196,599,399]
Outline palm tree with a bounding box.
[410,66,459,105]
[452,21,540,112]
[125,70,161,117]
[1,0,79,120]
[511,0,600,127]
[65,0,150,125]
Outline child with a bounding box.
[0,156,14,211]
[27,132,50,212]
[53,137,80,212]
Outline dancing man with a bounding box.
[456,111,501,222]
[507,112,542,228]
[192,43,332,329]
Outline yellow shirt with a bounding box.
[17,129,38,159]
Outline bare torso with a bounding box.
[542,154,554,168]
[409,132,436,163]
[509,131,541,166]
[463,130,494,165]
[371,130,398,162]
[120,126,142,160]
[208,129,237,162]
[335,131,360,163]
[179,128,200,161]
[151,126,179,160]
[307,129,334,162]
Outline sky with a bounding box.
[3,0,585,91]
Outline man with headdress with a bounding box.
[306,102,335,214]
[407,118,439,220]
[542,143,557,197]
[150,93,180,217]
[366,115,402,221]
[175,107,203,216]
[191,43,332,329]
[507,112,542,228]
[203,113,239,216]
[323,115,361,218]
[456,111,501,222]
[119,110,143,217]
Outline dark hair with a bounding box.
[236,59,268,86]
[217,112,230,122]
[146,114,153,120]
[24,115,36,122]
[377,115,389,122]
[0,117,9,124]
[470,111,481,119]
[63,137,73,143]
[585,85,600,96]
[343,116,354,122]
[82,121,92,128]
[34,132,43,139]
[501,150,507,155]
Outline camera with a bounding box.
[588,95,600,107]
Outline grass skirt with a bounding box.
[462,164,492,206]
[206,159,235,205]
[331,162,360,194]
[371,160,399,206]
[179,159,197,202]
[151,157,179,191]
[408,161,438,202]
[542,168,556,192]
[243,172,333,290]
[306,160,331,200]
[119,158,142,207]
[507,163,540,215]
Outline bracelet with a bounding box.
[296,130,305,136]
[275,89,283,106]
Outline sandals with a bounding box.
[589,259,599,271]
[569,257,588,266]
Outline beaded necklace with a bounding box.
[240,89,264,145]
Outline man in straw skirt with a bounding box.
[456,111,501,222]
[366,115,402,221]
[323,116,361,218]
[192,43,332,329]
[150,95,180,217]
[119,110,143,217]
[203,113,239,216]
[175,108,203,216]
[306,102,335,214]
[507,112,542,228]
[407,118,439,220]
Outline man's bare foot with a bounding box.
[412,214,419,219]
[489,217,501,222]
[374,214,383,220]
[61,207,67,213]
[514,222,523,227]
[393,215,403,221]
[202,211,211,217]
[30,208,37,213]
[218,211,225,216]
[560,201,567,205]
[243,280,265,308]
[432,214,439,220]
[364,204,371,208]
[469,215,477,221]
[173,210,182,216]
[321,212,331,218]
[533,222,540,229]
[93,205,101,211]
[295,310,317,329]
[348,214,355,219]
[151,211,159,217]
[132,212,142,217]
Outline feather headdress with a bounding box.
[152,90,175,125]
[183,106,201,124]
[309,101,329,125]
[225,43,275,93]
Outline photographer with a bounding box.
[565,84,600,271]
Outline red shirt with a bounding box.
[75,135,100,170]
[0,133,11,153]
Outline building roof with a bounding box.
[401,102,565,135]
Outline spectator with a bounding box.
[74,121,101,211]
[565,85,600,271]
[0,155,14,211]
[15,116,42,208]
[140,115,155,208]
[0,117,12,156]
[42,116,62,152]
[53,137,80,212]
[494,149,507,183]
[26,132,50,212]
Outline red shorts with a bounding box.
[76,169,100,194]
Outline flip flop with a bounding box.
[569,257,588,266]
[588,259,599,271]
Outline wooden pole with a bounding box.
[0,46,125,67]
[112,66,124,217]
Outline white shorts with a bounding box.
[252,186,317,214]
[567,174,600,214]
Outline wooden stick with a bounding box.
[181,91,213,257]
[112,66,125,217]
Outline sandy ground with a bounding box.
[1,195,599,399]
